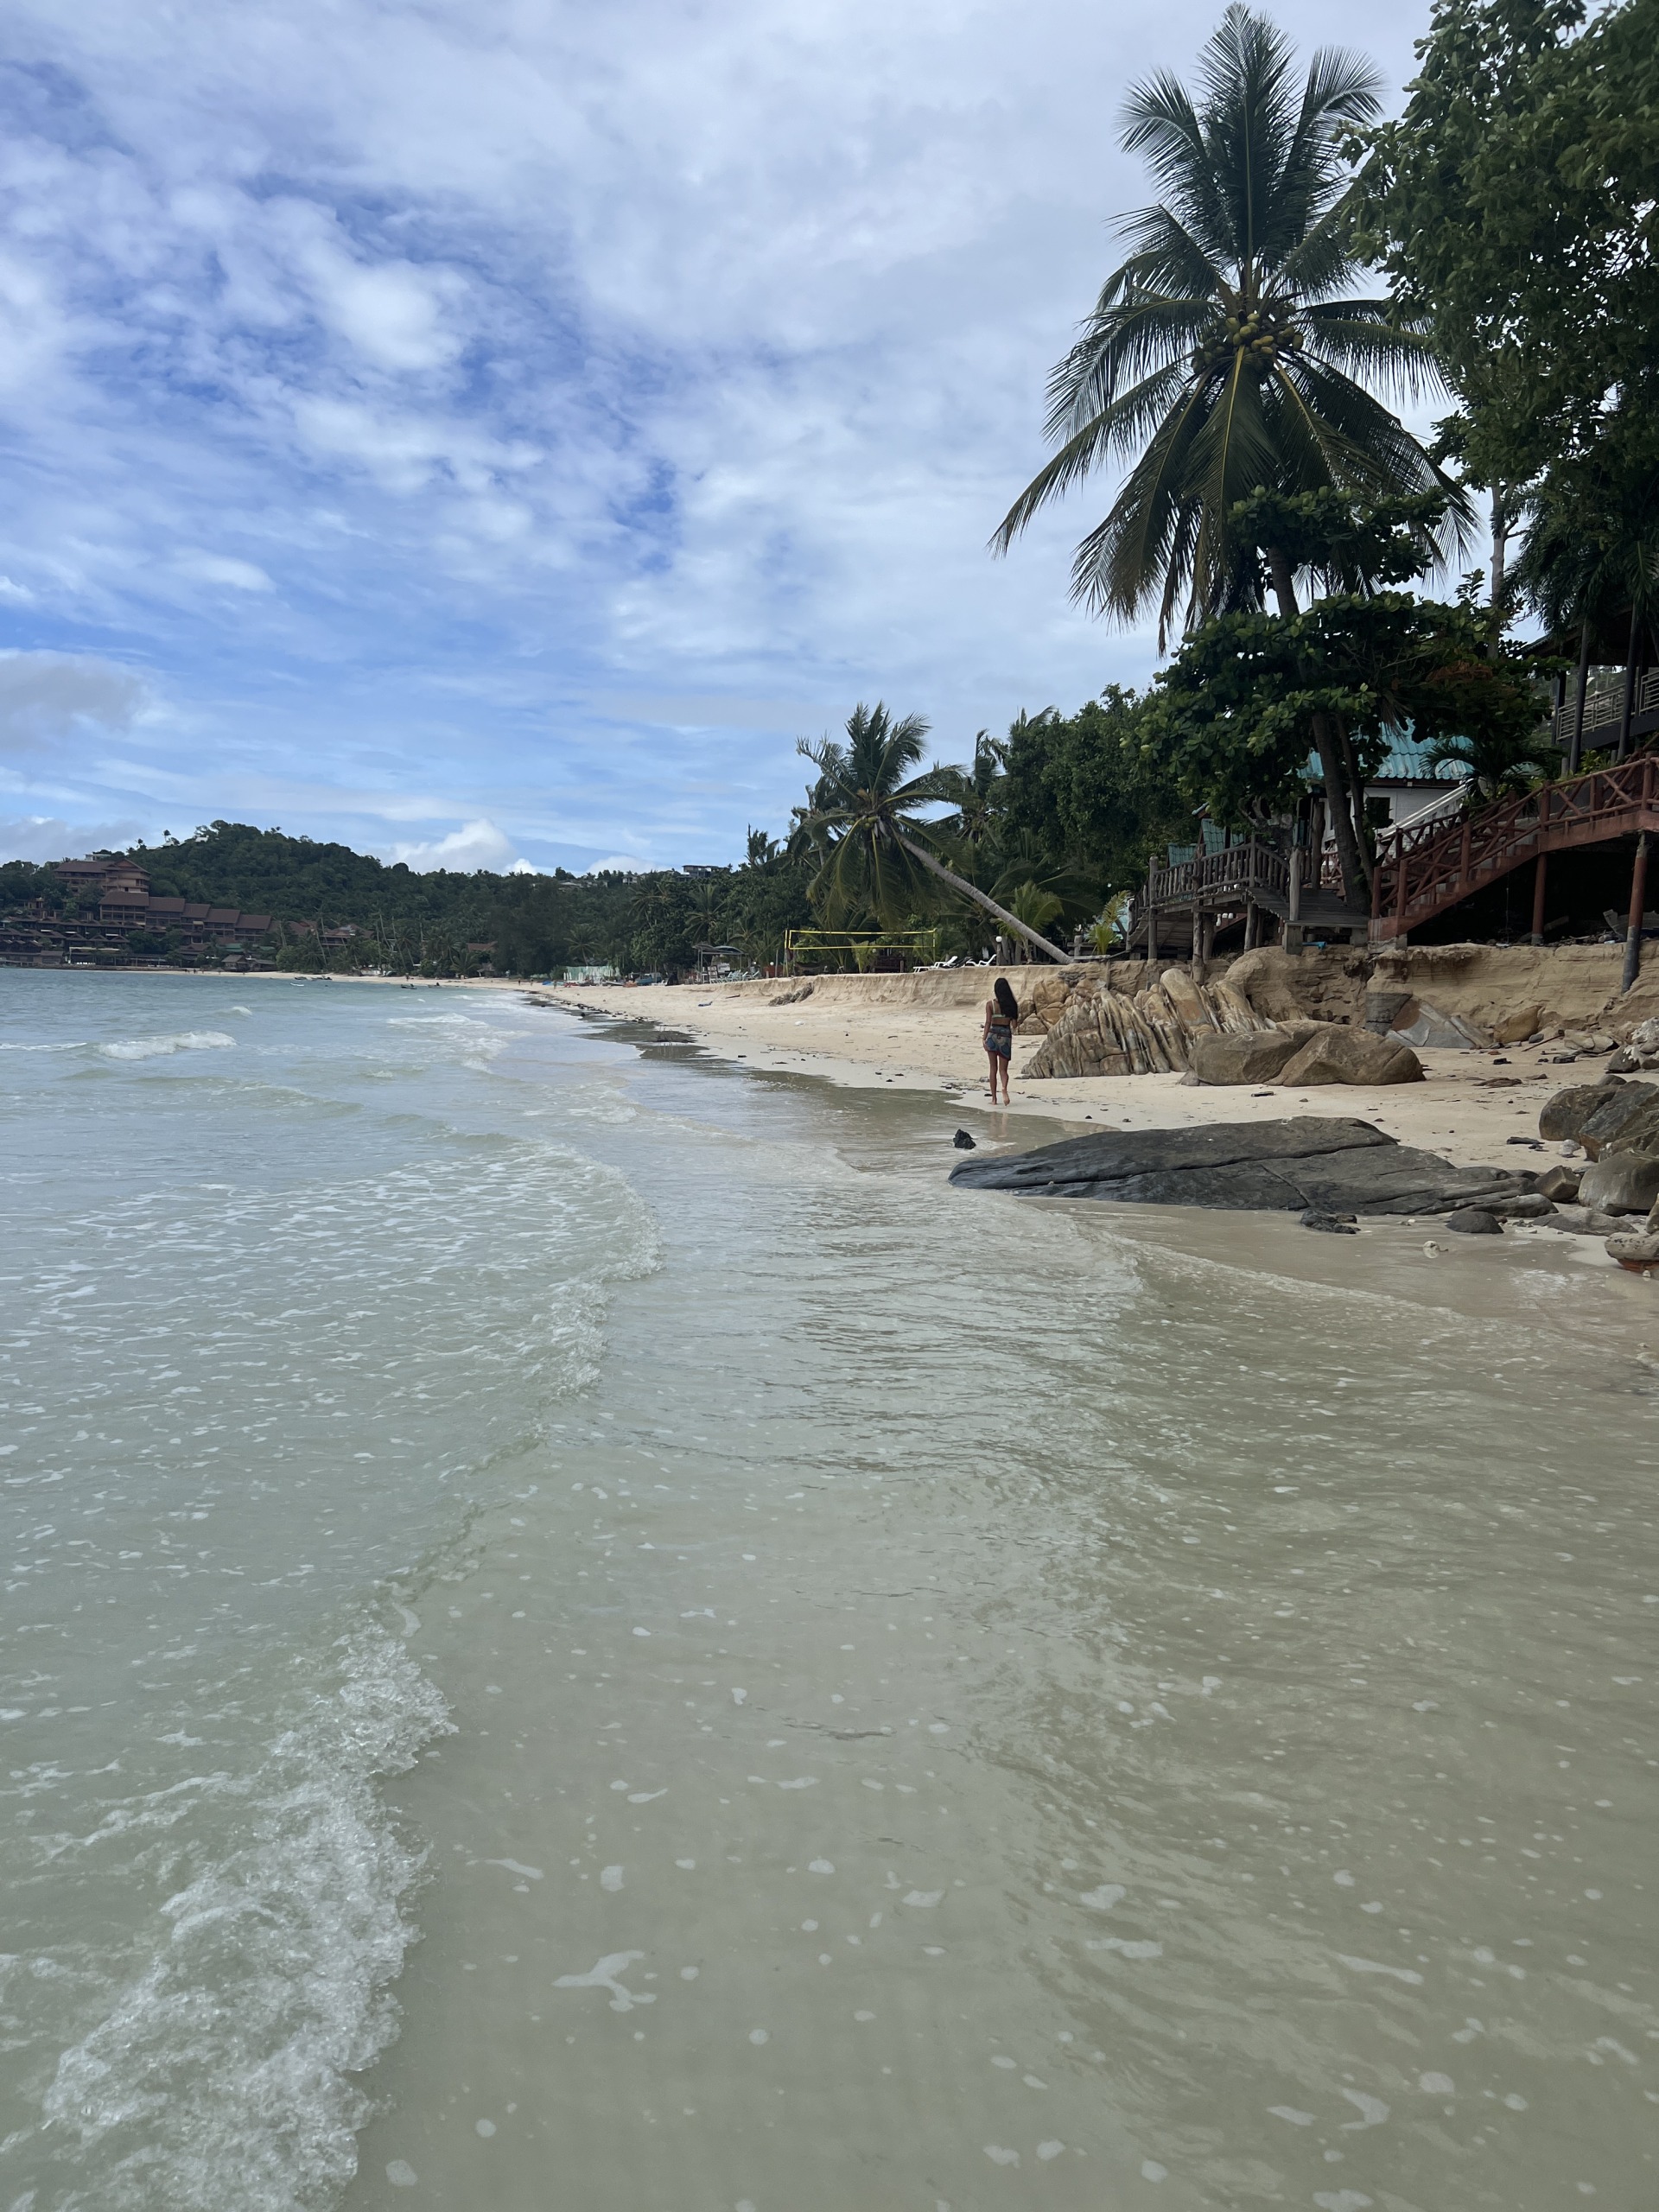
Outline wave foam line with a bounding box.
[41,1625,451,2211]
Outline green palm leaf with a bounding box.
[994,2,1454,631]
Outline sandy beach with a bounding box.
[541,965,1592,1174]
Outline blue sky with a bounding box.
[0,0,1434,874]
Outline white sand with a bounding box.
[543,969,1578,1173]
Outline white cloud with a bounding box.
[175,552,275,591]
[0,811,150,862]
[383,817,524,872]
[0,652,150,753]
[584,855,646,876]
[0,0,1436,863]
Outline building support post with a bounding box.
[1243,899,1257,951]
[1624,831,1649,995]
[1618,604,1641,762]
[1570,619,1592,775]
[1145,863,1157,965]
[1529,852,1548,945]
[1192,899,1204,978]
[1286,843,1303,957]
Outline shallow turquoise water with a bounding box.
[3,973,1655,2210]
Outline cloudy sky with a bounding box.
[0,0,1433,874]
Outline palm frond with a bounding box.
[1043,290,1214,440]
[994,363,1192,550]
[995,2,1446,641]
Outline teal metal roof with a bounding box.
[1302,729,1463,785]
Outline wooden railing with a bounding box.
[1150,840,1288,910]
[1370,753,1659,941]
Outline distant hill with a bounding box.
[124,821,545,925]
[0,820,812,977]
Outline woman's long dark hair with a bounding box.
[994,977,1019,1020]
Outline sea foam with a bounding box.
[98,1030,237,1061]
[40,1625,450,2212]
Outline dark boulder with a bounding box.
[1577,1082,1659,1159]
[1537,1077,1631,1146]
[1446,1208,1503,1234]
[952,1128,977,1150]
[947,1116,1532,1217]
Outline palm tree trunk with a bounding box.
[895,835,1076,964]
[1264,544,1367,908]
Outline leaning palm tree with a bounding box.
[793,703,1076,963]
[992,4,1451,642]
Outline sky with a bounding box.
[0,0,1435,875]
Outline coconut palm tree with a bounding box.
[931,732,1007,854]
[792,703,1076,963]
[991,4,1451,644]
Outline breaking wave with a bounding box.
[38,1626,450,2212]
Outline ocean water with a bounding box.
[2,973,1654,2211]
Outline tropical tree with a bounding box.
[991,4,1452,644]
[792,702,1077,963]
[931,733,1007,853]
[1422,722,1556,804]
[1000,692,1189,905]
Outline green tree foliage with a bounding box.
[792,703,1076,961]
[1359,0,1659,657]
[1359,0,1658,494]
[1000,696,1189,899]
[0,823,815,980]
[993,3,1450,640]
[1149,592,1546,837]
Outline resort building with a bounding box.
[0,854,279,968]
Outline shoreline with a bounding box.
[537,973,1586,1175]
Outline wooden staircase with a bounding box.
[1369,753,1659,944]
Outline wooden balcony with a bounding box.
[1553,668,1659,753]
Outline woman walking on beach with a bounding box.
[982,976,1018,1104]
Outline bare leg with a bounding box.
[985,1046,999,1098]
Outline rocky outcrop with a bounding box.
[1580,1153,1659,1214]
[947,1116,1533,1216]
[1187,1025,1319,1084]
[1024,968,1269,1078]
[1012,966,1110,1036]
[1225,945,1373,1027]
[1538,1078,1631,1146]
[1275,1025,1423,1087]
[1538,1075,1659,1214]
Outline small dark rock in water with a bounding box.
[1446,1208,1503,1234]
[952,1128,977,1150]
[1300,1208,1358,1234]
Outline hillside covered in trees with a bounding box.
[0,702,1164,976]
